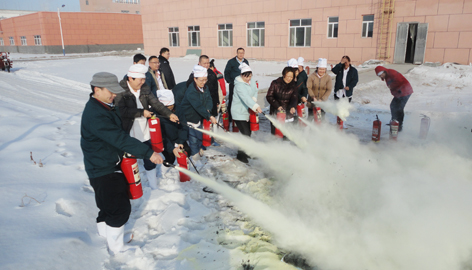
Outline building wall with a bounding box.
[141,0,472,65]
[0,12,144,53]
[79,0,141,14]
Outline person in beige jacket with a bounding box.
[306,58,332,119]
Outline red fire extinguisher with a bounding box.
[297,103,306,126]
[256,80,259,89]
[313,107,322,124]
[390,119,400,141]
[305,66,310,75]
[202,119,212,147]
[121,153,143,200]
[275,109,286,138]
[232,121,239,133]
[372,115,381,142]
[337,116,343,130]
[222,100,230,131]
[148,116,163,153]
[177,151,191,182]
[249,109,259,131]
[419,114,430,139]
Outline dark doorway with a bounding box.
[405,23,418,63]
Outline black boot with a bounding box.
[236,151,248,164]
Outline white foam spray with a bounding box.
[313,98,354,121]
[191,114,472,270]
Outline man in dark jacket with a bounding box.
[296,57,308,103]
[81,72,163,255]
[146,55,169,97]
[156,89,190,164]
[180,65,217,159]
[375,66,414,131]
[331,55,358,103]
[114,64,178,189]
[224,48,249,121]
[186,55,219,116]
[158,47,176,89]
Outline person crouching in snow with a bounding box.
[375,66,413,132]
[180,65,217,161]
[266,66,299,135]
[156,89,191,165]
[81,72,163,255]
[231,63,262,163]
[114,64,179,189]
[306,58,332,119]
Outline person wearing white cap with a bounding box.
[296,57,308,104]
[231,63,262,163]
[224,47,249,122]
[180,64,217,160]
[330,55,358,103]
[266,66,299,135]
[155,89,191,165]
[114,64,179,190]
[81,72,164,256]
[306,58,332,117]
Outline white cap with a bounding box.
[298,57,304,66]
[156,89,175,106]
[193,64,208,78]
[317,58,328,68]
[287,58,298,68]
[127,64,147,79]
[239,63,252,73]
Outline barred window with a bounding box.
[218,24,233,47]
[289,19,311,47]
[169,27,180,47]
[247,21,265,47]
[188,26,200,47]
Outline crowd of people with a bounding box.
[80,47,413,255]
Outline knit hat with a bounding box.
[297,57,304,66]
[127,64,147,79]
[193,64,208,78]
[239,63,252,73]
[156,89,175,106]
[316,58,328,68]
[90,72,124,94]
[375,66,387,76]
[287,58,298,68]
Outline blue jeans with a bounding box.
[390,94,411,128]
[188,123,203,156]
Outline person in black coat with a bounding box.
[114,64,179,189]
[296,57,308,103]
[155,89,190,165]
[224,48,249,121]
[331,55,358,102]
[158,47,176,89]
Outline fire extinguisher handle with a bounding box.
[163,161,175,168]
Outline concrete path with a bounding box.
[256,63,417,107]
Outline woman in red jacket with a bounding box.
[375,66,414,131]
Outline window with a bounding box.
[121,10,129,13]
[188,25,200,47]
[169,27,180,47]
[289,19,311,47]
[218,23,233,47]
[20,36,27,46]
[86,0,89,5]
[247,21,265,47]
[34,35,42,45]
[0,38,3,46]
[362,15,374,38]
[327,17,338,38]
[9,37,15,45]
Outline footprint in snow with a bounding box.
[55,199,73,217]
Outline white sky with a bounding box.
[0,0,80,12]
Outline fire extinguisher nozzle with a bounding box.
[163,161,175,168]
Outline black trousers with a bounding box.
[89,172,131,228]
[227,83,235,121]
[162,141,191,165]
[390,94,411,127]
[234,120,251,158]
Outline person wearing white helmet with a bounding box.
[306,58,332,118]
[114,64,179,190]
[296,57,308,104]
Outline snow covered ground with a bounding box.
[1,51,472,270]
